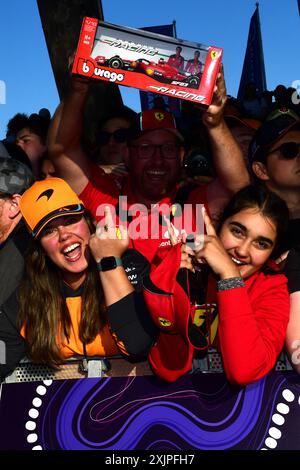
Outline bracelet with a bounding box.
[217,277,244,292]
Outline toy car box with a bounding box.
[72,17,223,106]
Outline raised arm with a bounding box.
[47,77,93,194]
[89,208,157,357]
[203,64,250,194]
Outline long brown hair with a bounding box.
[18,213,106,368]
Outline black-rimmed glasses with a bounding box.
[129,143,181,159]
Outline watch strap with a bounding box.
[97,256,123,272]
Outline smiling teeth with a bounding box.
[63,243,80,254]
[231,257,243,265]
[147,170,165,175]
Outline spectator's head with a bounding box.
[6,110,51,177]
[194,50,200,59]
[94,106,137,165]
[0,141,34,243]
[176,46,182,56]
[273,84,288,106]
[39,157,57,180]
[126,109,185,205]
[225,114,261,160]
[249,108,300,193]
[218,183,289,273]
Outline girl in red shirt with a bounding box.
[145,184,290,385]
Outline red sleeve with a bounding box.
[218,273,290,386]
[79,164,121,220]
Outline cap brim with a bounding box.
[32,204,85,238]
[129,127,184,143]
[149,332,194,382]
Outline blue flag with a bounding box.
[237,4,267,101]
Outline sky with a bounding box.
[0,0,299,139]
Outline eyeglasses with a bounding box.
[129,143,181,159]
[268,142,300,160]
[97,128,128,145]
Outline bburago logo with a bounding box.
[77,59,124,82]
[0,80,6,104]
[0,340,6,365]
[291,80,300,105]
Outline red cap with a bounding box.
[144,245,207,382]
[130,109,184,142]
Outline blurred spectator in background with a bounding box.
[92,106,138,176]
[6,109,51,178]
[0,140,34,304]
[239,81,268,120]
[225,115,261,162]
[249,108,300,252]
[40,157,57,180]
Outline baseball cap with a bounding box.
[249,108,300,163]
[144,245,207,381]
[20,177,85,238]
[225,115,262,131]
[129,109,184,142]
[0,141,34,195]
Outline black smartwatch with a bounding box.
[96,256,123,272]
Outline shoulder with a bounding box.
[0,289,20,329]
[246,271,288,296]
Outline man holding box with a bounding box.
[48,65,249,261]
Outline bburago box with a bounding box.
[72,17,223,106]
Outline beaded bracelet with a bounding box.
[217,277,245,292]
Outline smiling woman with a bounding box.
[145,184,291,385]
[0,178,157,379]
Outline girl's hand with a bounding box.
[164,216,195,272]
[89,206,129,261]
[193,207,240,279]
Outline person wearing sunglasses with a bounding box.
[92,106,138,176]
[249,108,300,252]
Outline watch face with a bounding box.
[100,256,117,271]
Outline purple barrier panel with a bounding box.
[0,371,300,450]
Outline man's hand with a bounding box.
[202,63,227,129]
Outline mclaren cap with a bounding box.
[20,177,85,238]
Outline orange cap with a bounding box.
[20,177,85,238]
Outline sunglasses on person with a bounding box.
[97,128,129,145]
[268,142,300,160]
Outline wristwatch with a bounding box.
[96,256,123,272]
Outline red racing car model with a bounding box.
[95,55,201,89]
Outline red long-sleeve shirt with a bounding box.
[144,244,290,385]
[217,271,289,386]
